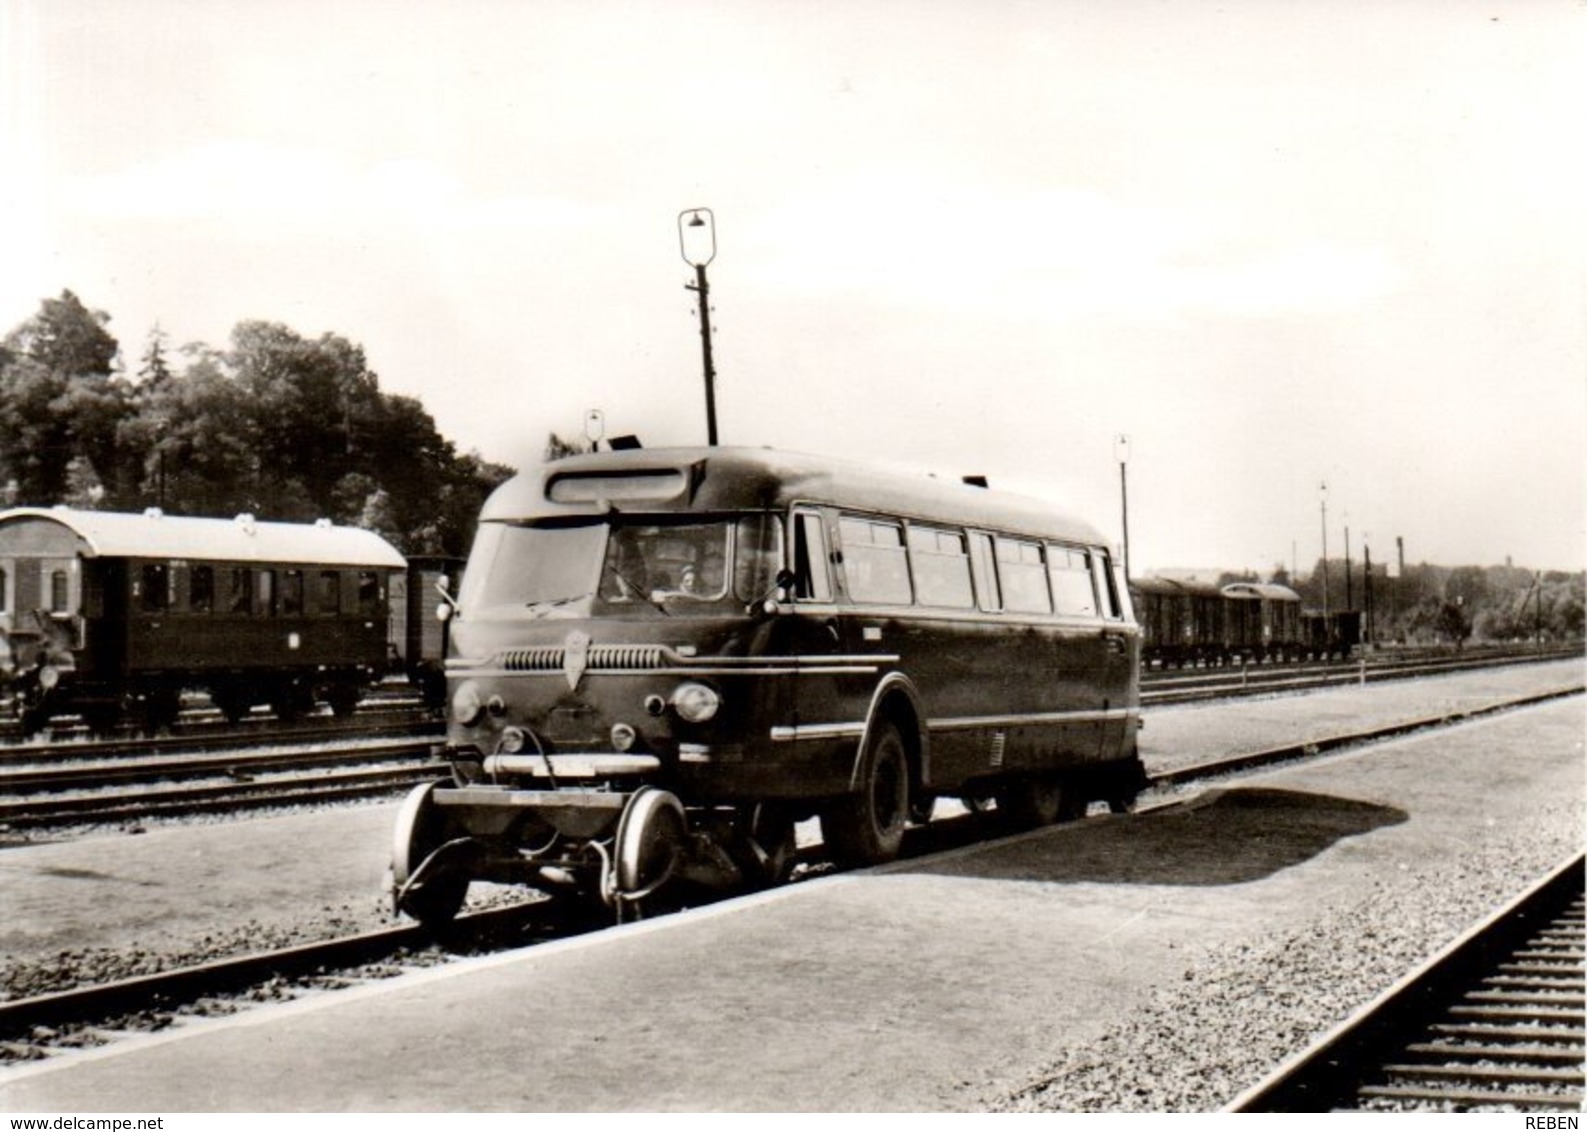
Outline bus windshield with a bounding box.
[458,514,782,617]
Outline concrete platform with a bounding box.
[1,679,1580,1111]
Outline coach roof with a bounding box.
[0,507,407,568]
[481,446,1108,546]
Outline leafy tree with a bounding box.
[3,290,119,379]
[0,358,72,503]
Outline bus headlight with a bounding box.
[38,665,60,691]
[670,682,720,723]
[451,682,484,727]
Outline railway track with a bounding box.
[2,689,1579,1071]
[0,656,1579,831]
[1229,853,1585,1112]
[1141,644,1579,705]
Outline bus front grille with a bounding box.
[497,645,668,671]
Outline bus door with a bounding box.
[1044,544,1111,762]
[1092,550,1136,758]
[784,508,849,750]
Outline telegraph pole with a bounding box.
[1115,434,1131,581]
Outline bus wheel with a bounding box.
[997,774,1067,830]
[392,781,471,926]
[824,721,909,868]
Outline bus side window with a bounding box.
[839,516,912,605]
[994,537,1050,614]
[968,532,1000,612]
[1048,544,1098,616]
[793,510,832,601]
[1092,551,1123,619]
[0,564,8,614]
[908,525,973,608]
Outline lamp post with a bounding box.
[1114,434,1131,581]
[678,208,719,446]
[1319,481,1330,621]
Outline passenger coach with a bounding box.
[0,506,406,733]
[393,447,1146,924]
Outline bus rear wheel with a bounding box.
[823,721,909,868]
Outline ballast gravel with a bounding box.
[982,799,1582,1112]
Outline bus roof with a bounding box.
[481,447,1109,546]
[0,507,407,568]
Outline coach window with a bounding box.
[227,568,252,615]
[282,570,304,616]
[317,570,341,616]
[0,565,7,613]
[49,569,70,614]
[839,516,912,605]
[995,537,1050,614]
[792,510,832,601]
[254,569,276,617]
[1048,545,1098,617]
[140,563,170,613]
[357,571,382,616]
[908,525,974,608]
[190,565,214,614]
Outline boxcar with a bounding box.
[1221,581,1303,662]
[0,507,406,733]
[392,446,1145,924]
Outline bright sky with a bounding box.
[3,0,1583,575]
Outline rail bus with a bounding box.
[392,447,1145,923]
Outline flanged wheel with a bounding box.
[823,720,909,868]
[142,688,181,734]
[81,704,121,737]
[613,787,688,920]
[326,682,360,718]
[996,774,1068,830]
[732,803,798,890]
[392,781,470,926]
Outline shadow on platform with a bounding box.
[900,787,1407,888]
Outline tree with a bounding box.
[137,325,174,388]
[3,290,119,379]
[0,358,72,503]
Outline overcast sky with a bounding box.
[3,0,1583,575]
